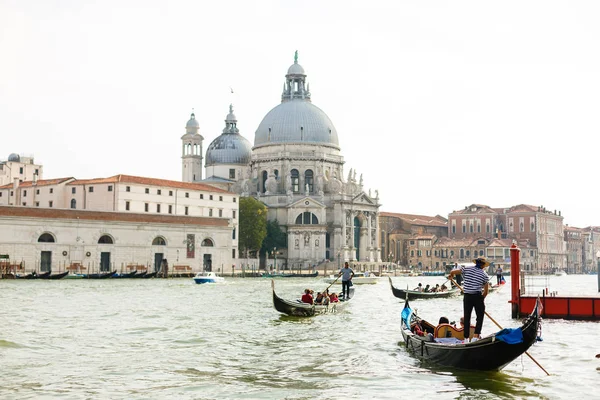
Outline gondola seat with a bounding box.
[434,323,476,340]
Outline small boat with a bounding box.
[143,271,157,279]
[84,270,117,279]
[193,272,224,284]
[39,271,69,280]
[16,271,51,280]
[324,272,379,285]
[555,270,567,276]
[399,297,541,371]
[112,271,138,279]
[263,271,319,278]
[271,280,354,317]
[389,277,460,300]
[64,273,85,279]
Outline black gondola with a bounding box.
[143,272,157,278]
[130,271,147,278]
[271,280,354,317]
[400,297,540,371]
[84,270,117,279]
[113,271,138,279]
[389,277,460,300]
[39,271,69,280]
[16,271,51,279]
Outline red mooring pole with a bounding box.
[510,243,520,318]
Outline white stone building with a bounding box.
[199,54,382,267]
[0,153,43,186]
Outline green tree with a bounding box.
[260,219,287,257]
[239,197,267,258]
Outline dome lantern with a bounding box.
[282,50,310,102]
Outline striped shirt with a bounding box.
[460,265,489,294]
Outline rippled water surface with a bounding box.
[1,274,598,399]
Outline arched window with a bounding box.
[98,235,114,244]
[201,238,214,247]
[262,170,268,193]
[295,212,318,225]
[304,169,314,193]
[291,169,299,193]
[70,199,76,209]
[152,237,166,246]
[38,233,55,243]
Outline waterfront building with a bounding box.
[0,174,238,273]
[0,153,43,187]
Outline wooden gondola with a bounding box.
[39,271,69,280]
[143,271,157,279]
[130,271,148,278]
[113,271,138,279]
[271,280,354,317]
[400,297,540,371]
[389,277,460,300]
[84,270,117,279]
[16,271,51,280]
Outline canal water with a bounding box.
[1,274,598,399]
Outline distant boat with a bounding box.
[324,272,379,285]
[193,272,224,284]
[271,280,354,317]
[555,270,567,276]
[39,271,69,280]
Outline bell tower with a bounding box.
[181,112,204,182]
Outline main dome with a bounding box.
[254,100,339,147]
[253,54,339,148]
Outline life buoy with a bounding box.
[62,251,68,256]
[86,251,91,257]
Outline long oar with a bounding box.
[448,277,550,376]
[323,273,342,295]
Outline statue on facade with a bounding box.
[265,173,278,194]
[347,168,353,183]
[359,173,363,188]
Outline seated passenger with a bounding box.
[322,289,330,305]
[440,284,448,292]
[301,289,313,305]
[329,292,339,303]
[414,283,423,292]
[423,284,431,293]
[314,292,324,304]
[438,316,450,325]
[432,284,440,292]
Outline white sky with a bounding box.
[2,1,599,228]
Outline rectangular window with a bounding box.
[23,190,27,197]
[185,192,189,198]
[19,167,23,174]
[35,202,39,207]
[209,209,213,217]
[233,210,236,219]
[35,169,39,175]
[0,192,2,197]
[185,206,189,216]
[88,187,93,193]
[233,197,236,203]
[22,202,26,206]
[219,196,223,201]
[10,191,13,196]
[36,189,40,195]
[144,203,149,212]
[219,209,223,217]
[145,188,149,194]
[209,195,213,200]
[232,228,236,240]
[125,201,130,211]
[200,194,204,199]
[157,204,161,213]
[108,185,113,192]
[49,201,53,207]
[126,186,131,192]
[72,187,76,194]
[232,249,236,258]
[50,188,54,194]
[169,190,173,196]
[229,169,235,179]
[168,205,172,214]
[157,189,161,195]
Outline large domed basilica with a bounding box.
[183,53,381,267]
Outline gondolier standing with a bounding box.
[448,257,490,341]
[338,262,354,299]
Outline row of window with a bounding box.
[37,232,216,247]
[2,187,235,204]
[125,201,235,218]
[260,169,315,193]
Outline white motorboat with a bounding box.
[555,270,567,276]
[193,272,225,284]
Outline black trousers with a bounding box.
[463,293,485,338]
[342,280,351,298]
[496,274,502,285]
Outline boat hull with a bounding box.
[400,299,540,371]
[193,277,224,284]
[271,280,354,317]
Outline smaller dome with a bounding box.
[287,62,305,76]
[8,153,20,162]
[205,134,252,166]
[186,113,200,129]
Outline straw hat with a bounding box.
[472,257,491,268]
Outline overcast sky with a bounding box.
[2,1,599,227]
